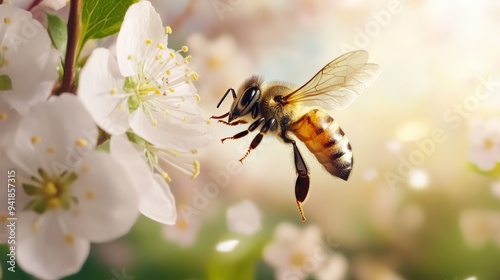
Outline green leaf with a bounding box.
[81,0,137,44]
[0,75,12,91]
[47,13,67,53]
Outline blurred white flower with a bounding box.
[6,94,139,279]
[226,200,261,235]
[0,4,58,114]
[460,209,500,249]
[215,239,240,252]
[110,135,176,225]
[263,223,326,280]
[78,1,210,179]
[407,169,429,190]
[468,118,500,170]
[314,253,348,280]
[353,257,404,280]
[163,214,201,247]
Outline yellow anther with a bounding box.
[183,55,192,64]
[195,94,201,102]
[151,119,158,126]
[183,117,189,123]
[192,160,200,179]
[110,88,117,95]
[170,52,175,59]
[191,72,199,81]
[162,172,172,183]
[64,234,75,245]
[76,138,87,147]
[86,190,95,200]
[165,26,172,34]
[181,45,188,52]
[177,218,188,230]
[191,149,199,155]
[47,146,57,154]
[145,39,153,45]
[31,135,41,144]
[168,87,175,93]
[166,70,171,75]
[155,54,162,60]
[157,43,165,50]
[4,17,11,24]
[127,55,133,60]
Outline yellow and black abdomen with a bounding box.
[290,109,353,180]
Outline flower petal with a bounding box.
[110,135,177,224]
[7,94,97,177]
[78,48,130,135]
[17,211,90,280]
[129,108,211,151]
[63,151,139,242]
[0,5,59,114]
[117,1,165,76]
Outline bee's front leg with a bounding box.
[239,118,276,163]
[221,117,265,143]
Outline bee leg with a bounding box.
[239,118,276,163]
[211,112,229,119]
[292,142,310,222]
[216,88,236,108]
[218,119,248,126]
[221,117,265,143]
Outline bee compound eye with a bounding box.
[237,87,260,115]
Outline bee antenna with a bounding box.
[217,88,237,108]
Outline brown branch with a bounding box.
[27,0,43,11]
[56,0,81,95]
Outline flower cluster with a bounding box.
[0,1,210,279]
[468,118,500,171]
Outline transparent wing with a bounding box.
[283,50,381,110]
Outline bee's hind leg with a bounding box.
[239,118,276,163]
[292,142,310,222]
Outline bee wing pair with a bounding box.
[283,50,381,109]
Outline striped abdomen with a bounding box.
[290,109,353,180]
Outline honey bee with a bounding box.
[211,50,380,221]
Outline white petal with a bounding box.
[78,48,130,135]
[0,5,59,114]
[7,94,97,177]
[129,108,211,151]
[42,0,67,10]
[17,211,90,280]
[0,97,20,147]
[226,200,262,235]
[63,151,139,242]
[117,1,165,76]
[110,136,177,224]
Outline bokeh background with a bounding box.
[3,0,500,279]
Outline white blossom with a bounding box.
[0,4,58,114]
[6,94,138,279]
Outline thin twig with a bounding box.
[57,0,81,95]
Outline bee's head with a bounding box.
[228,75,262,122]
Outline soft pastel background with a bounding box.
[2,0,500,279]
